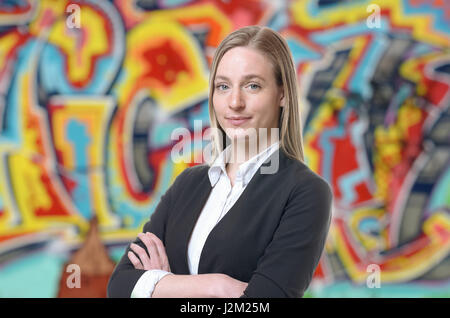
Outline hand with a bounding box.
[128,232,171,272]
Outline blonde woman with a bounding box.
[108,25,333,298]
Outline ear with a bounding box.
[279,88,285,107]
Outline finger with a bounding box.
[146,232,170,271]
[130,243,151,269]
[137,233,162,270]
[141,233,163,269]
[128,251,143,270]
[146,232,165,257]
[138,232,160,260]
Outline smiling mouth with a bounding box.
[226,117,251,126]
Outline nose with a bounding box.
[229,87,244,110]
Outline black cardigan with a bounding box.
[107,148,333,298]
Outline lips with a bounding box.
[226,117,251,126]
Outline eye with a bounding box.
[215,84,229,91]
[248,83,261,90]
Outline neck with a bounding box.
[227,136,278,167]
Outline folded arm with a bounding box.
[127,232,247,298]
[152,272,247,298]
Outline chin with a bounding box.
[226,128,258,143]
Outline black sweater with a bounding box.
[107,148,333,298]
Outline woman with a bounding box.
[107,25,333,298]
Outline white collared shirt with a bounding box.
[131,141,280,297]
[188,141,280,274]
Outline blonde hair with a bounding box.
[207,25,305,165]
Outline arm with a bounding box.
[129,232,247,298]
[242,175,333,298]
[107,165,247,298]
[152,273,247,298]
[107,169,187,298]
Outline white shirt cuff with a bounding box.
[131,270,172,298]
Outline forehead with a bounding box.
[215,46,274,79]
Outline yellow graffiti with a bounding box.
[47,7,110,85]
[304,90,345,173]
[373,98,423,201]
[291,0,449,47]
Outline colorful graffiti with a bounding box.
[0,0,448,297]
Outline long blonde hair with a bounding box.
[207,25,305,165]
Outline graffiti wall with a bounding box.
[0,0,448,297]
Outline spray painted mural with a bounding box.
[0,0,448,297]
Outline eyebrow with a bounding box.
[214,74,266,82]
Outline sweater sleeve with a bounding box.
[241,175,333,298]
[107,169,187,298]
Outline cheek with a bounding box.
[212,96,226,127]
[252,100,280,126]
[250,95,278,115]
[212,94,224,113]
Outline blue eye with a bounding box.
[216,84,228,90]
[249,83,260,90]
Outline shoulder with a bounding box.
[284,158,333,203]
[279,160,333,229]
[171,163,209,187]
[185,163,210,175]
[177,163,209,179]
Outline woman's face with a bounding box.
[212,46,284,145]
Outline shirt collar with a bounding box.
[208,141,280,187]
